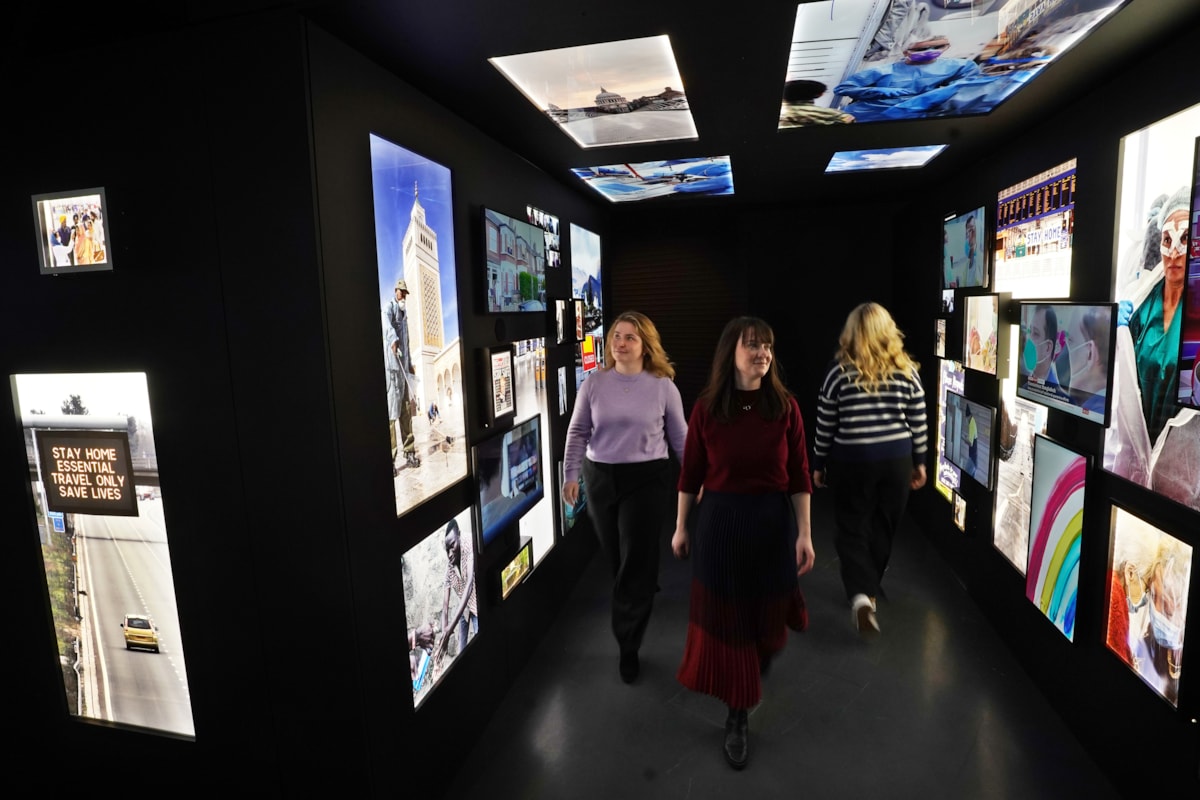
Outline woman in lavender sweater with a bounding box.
[563,311,688,684]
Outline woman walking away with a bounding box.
[672,316,815,771]
[813,302,927,639]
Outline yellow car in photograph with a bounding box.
[121,613,160,653]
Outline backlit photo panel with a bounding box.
[370,134,468,518]
[11,372,194,738]
[31,187,113,275]
[994,159,1076,299]
[964,294,1000,375]
[1026,435,1088,641]
[1178,136,1200,409]
[944,389,994,491]
[942,206,986,290]
[934,359,964,502]
[403,507,479,709]
[1015,302,1116,426]
[1105,506,1191,707]
[993,389,1048,575]
[1107,102,1200,512]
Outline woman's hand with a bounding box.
[795,530,815,576]
[671,525,690,560]
[812,469,826,489]
[562,480,580,506]
[910,464,927,490]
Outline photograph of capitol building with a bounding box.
[489,35,698,147]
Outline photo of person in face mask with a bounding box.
[1017,303,1116,421]
[1023,305,1065,389]
[1118,185,1190,444]
[1065,306,1112,416]
[1105,508,1192,707]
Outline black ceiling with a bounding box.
[17,0,1200,207]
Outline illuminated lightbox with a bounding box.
[12,371,194,738]
[1105,505,1191,707]
[781,0,1128,128]
[484,207,547,313]
[1015,302,1116,426]
[474,415,545,548]
[32,187,113,275]
[571,157,733,202]
[945,389,995,491]
[490,35,697,148]
[994,159,1076,299]
[825,145,946,173]
[942,206,987,290]
[1026,434,1088,641]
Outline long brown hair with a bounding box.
[602,310,676,379]
[698,316,790,422]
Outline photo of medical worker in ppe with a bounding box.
[1108,103,1200,513]
[1016,303,1115,424]
[835,36,981,124]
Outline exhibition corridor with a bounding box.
[444,492,1122,800]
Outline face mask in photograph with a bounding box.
[1160,218,1189,258]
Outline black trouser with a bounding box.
[583,458,671,654]
[829,456,912,602]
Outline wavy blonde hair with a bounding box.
[603,310,675,379]
[836,302,919,393]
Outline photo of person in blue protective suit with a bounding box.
[834,36,981,123]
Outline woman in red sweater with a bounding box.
[671,316,815,771]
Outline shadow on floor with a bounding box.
[445,492,1121,800]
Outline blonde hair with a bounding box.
[835,302,919,393]
[603,311,675,379]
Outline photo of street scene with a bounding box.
[371,134,468,518]
[490,35,697,148]
[12,371,194,738]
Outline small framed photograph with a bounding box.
[480,345,515,428]
[32,187,113,275]
[555,300,568,344]
[498,537,534,601]
[952,491,967,531]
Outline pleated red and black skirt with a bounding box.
[676,490,808,709]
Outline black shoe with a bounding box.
[724,708,748,770]
[619,650,639,683]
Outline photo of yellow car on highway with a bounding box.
[12,372,194,739]
[121,614,159,653]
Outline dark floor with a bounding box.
[445,493,1123,800]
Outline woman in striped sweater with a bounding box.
[813,303,928,638]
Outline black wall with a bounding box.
[6,6,1200,798]
[5,12,606,795]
